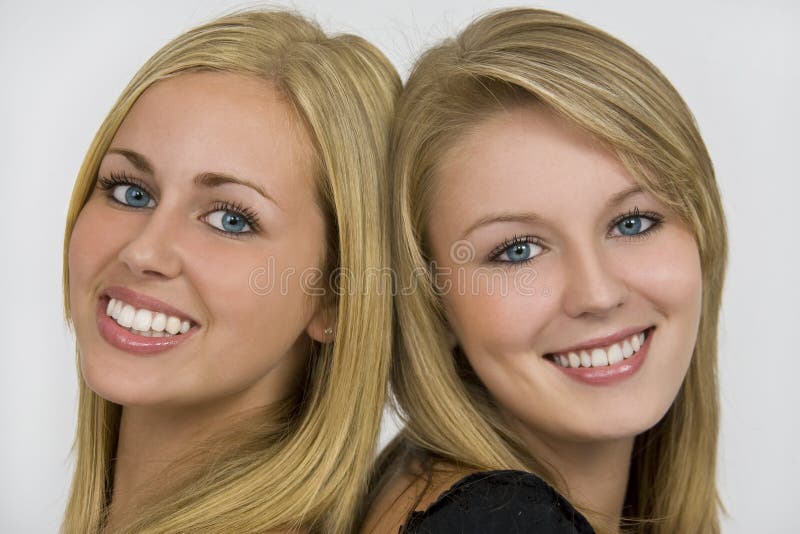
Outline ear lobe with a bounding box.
[306,306,336,344]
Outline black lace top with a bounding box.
[400,470,595,533]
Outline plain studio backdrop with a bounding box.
[1,1,797,532]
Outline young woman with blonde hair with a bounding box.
[366,8,726,534]
[62,9,398,533]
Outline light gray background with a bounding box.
[1,1,798,532]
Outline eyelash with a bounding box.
[95,172,262,238]
[488,234,543,264]
[487,207,665,267]
[208,200,262,236]
[97,172,149,196]
[611,207,664,241]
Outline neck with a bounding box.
[514,424,633,534]
[105,395,266,530]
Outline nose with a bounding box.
[560,243,628,319]
[117,207,183,280]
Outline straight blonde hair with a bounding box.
[61,10,399,534]
[382,8,726,533]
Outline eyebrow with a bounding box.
[460,184,644,239]
[193,172,279,207]
[105,147,279,207]
[107,148,154,174]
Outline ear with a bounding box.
[306,303,336,344]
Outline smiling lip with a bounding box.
[102,286,199,325]
[547,325,652,355]
[95,294,198,355]
[548,327,653,385]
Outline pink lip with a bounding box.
[547,325,652,355]
[549,327,653,386]
[102,286,198,325]
[96,296,197,355]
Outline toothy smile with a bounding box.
[545,328,652,368]
[104,297,195,337]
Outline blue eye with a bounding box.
[504,243,533,262]
[97,173,260,238]
[491,238,543,264]
[112,184,155,208]
[205,210,252,234]
[611,209,662,238]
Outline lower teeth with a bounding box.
[127,327,176,337]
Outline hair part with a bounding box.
[383,8,726,534]
[62,9,399,534]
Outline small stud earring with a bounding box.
[323,327,334,336]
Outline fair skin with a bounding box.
[68,71,330,528]
[367,105,701,533]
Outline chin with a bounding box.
[82,376,156,407]
[580,400,674,442]
[79,355,170,407]
[527,398,674,445]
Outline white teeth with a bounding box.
[132,309,153,332]
[551,329,649,369]
[151,313,167,332]
[608,343,623,365]
[118,304,135,328]
[591,348,609,367]
[568,352,581,368]
[105,298,193,337]
[112,300,123,320]
[165,316,181,335]
[622,340,634,358]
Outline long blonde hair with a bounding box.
[61,10,399,534]
[384,8,726,533]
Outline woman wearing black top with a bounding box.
[364,7,726,534]
[402,471,594,533]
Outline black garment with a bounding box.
[400,470,595,533]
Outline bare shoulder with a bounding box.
[360,464,472,534]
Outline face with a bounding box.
[427,105,702,445]
[68,72,329,409]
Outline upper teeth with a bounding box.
[551,330,647,369]
[105,298,192,337]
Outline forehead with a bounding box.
[432,105,638,218]
[108,71,315,200]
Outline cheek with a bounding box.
[195,235,322,353]
[68,201,119,305]
[627,231,703,325]
[624,230,703,407]
[443,267,557,359]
